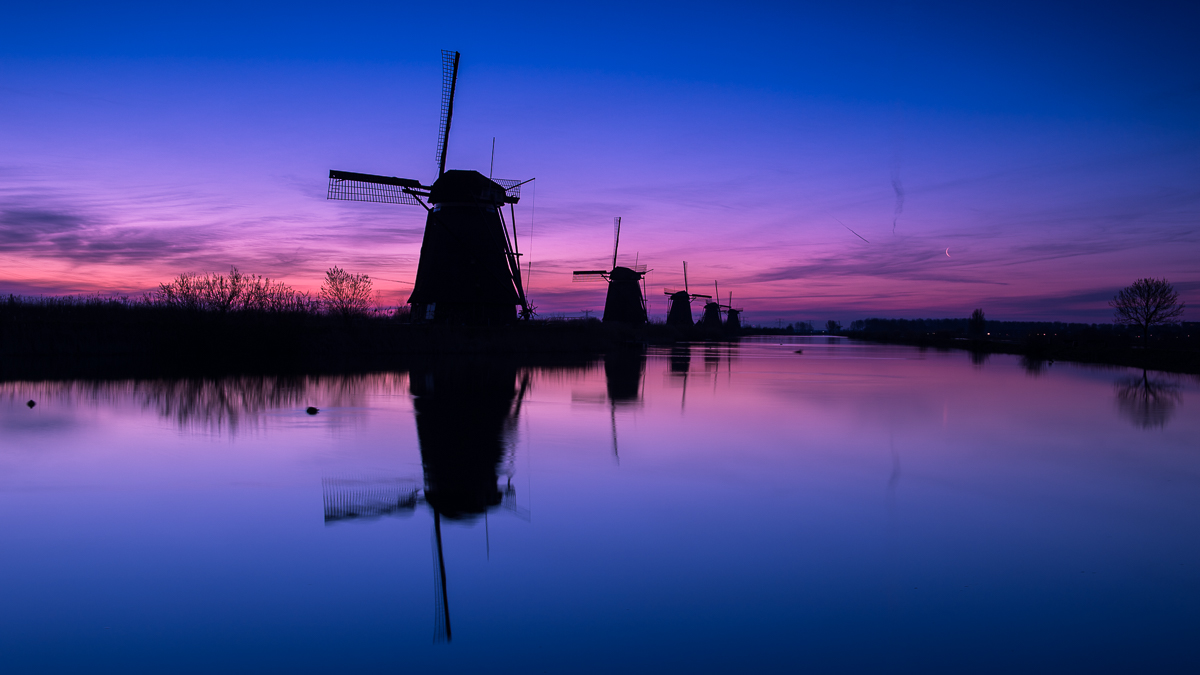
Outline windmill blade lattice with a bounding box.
[321,476,421,523]
[327,170,429,205]
[436,50,460,177]
[492,178,526,201]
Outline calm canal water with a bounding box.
[1,338,1198,673]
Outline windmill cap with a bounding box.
[609,266,645,281]
[429,170,509,204]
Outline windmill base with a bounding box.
[410,302,518,326]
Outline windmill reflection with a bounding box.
[604,350,646,462]
[1115,370,1182,429]
[321,359,531,643]
[670,345,691,411]
[411,359,529,519]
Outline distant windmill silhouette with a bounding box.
[699,281,724,331]
[663,261,712,327]
[572,217,649,324]
[326,50,533,324]
[722,291,743,334]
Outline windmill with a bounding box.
[326,50,533,324]
[699,281,724,331]
[571,217,649,324]
[663,261,711,327]
[722,291,744,334]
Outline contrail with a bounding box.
[834,217,869,243]
[891,170,905,233]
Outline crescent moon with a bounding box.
[945,247,951,257]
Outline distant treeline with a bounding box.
[849,317,1199,338]
[844,316,1199,374]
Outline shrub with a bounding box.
[320,267,373,318]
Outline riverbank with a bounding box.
[0,297,722,380]
[844,324,1200,374]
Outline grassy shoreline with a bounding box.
[7,296,1196,379]
[0,297,713,380]
[842,328,1200,374]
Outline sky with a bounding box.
[1,1,1198,323]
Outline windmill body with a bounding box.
[408,170,524,325]
[666,291,694,327]
[601,266,647,323]
[725,307,743,333]
[700,300,723,329]
[326,50,529,325]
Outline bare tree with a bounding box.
[155,267,311,313]
[1110,278,1185,348]
[968,308,986,336]
[320,267,373,318]
[825,320,841,334]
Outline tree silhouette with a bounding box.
[320,267,374,318]
[1110,278,1185,348]
[155,267,311,313]
[968,308,986,337]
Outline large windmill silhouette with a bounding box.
[326,50,533,324]
[572,217,649,324]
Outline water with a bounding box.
[1,338,1198,673]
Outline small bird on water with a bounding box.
[26,400,36,408]
[306,407,319,415]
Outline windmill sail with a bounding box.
[327,170,429,205]
[436,50,460,177]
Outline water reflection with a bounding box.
[410,359,529,520]
[0,374,409,434]
[1020,356,1050,376]
[4,341,1200,670]
[668,345,691,411]
[322,476,421,521]
[604,351,646,461]
[1115,370,1183,429]
[969,349,990,367]
[669,345,691,374]
[322,359,539,642]
[318,355,648,640]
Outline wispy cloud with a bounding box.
[0,201,209,264]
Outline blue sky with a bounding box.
[2,1,1198,322]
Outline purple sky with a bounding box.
[2,2,1198,323]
